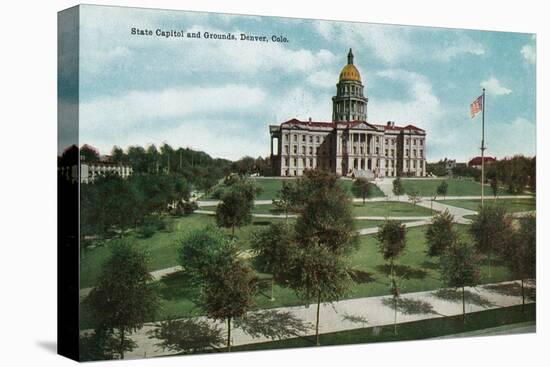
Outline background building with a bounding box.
[270,49,427,178]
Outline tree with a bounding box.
[291,169,358,345]
[252,222,297,300]
[436,180,448,199]
[178,225,228,285]
[392,177,405,199]
[469,205,513,277]
[110,146,125,164]
[489,176,499,199]
[215,186,254,236]
[425,209,457,257]
[376,220,407,335]
[273,181,298,220]
[351,178,372,205]
[80,144,100,162]
[407,189,421,207]
[86,240,159,359]
[439,241,481,323]
[199,243,256,352]
[502,215,536,311]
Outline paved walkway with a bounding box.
[101,279,534,359]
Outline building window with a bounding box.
[385,149,388,156]
[284,158,288,166]
[420,149,423,158]
[391,149,394,157]
[316,136,320,143]
[413,149,417,157]
[303,158,307,167]
[293,170,297,176]
[310,158,314,167]
[302,135,306,142]
[420,140,424,146]
[309,146,313,155]
[405,150,409,157]
[376,147,379,155]
[293,158,297,167]
[293,145,297,154]
[360,146,364,155]
[353,146,357,155]
[376,136,380,143]
[284,134,289,142]
[293,134,297,142]
[302,146,306,154]
[360,134,366,142]
[385,138,388,145]
[385,160,388,168]
[413,160,417,168]
[406,138,410,145]
[309,135,313,143]
[285,145,289,154]
[413,139,417,145]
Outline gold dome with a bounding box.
[339,64,361,82]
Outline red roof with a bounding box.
[468,156,496,166]
[280,118,422,131]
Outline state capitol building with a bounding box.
[269,49,427,178]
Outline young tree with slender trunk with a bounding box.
[351,177,372,205]
[439,241,481,324]
[215,184,254,236]
[436,180,448,200]
[251,222,297,301]
[86,240,159,359]
[376,220,407,335]
[501,215,536,312]
[392,177,405,199]
[425,209,458,257]
[469,205,513,278]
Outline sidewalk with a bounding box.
[118,279,534,359]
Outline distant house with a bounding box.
[468,156,496,169]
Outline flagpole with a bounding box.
[481,88,486,209]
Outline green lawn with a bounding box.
[233,304,535,352]
[79,214,283,289]
[437,198,536,213]
[251,201,433,217]
[351,201,433,217]
[401,179,516,197]
[80,224,513,327]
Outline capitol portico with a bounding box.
[269,49,427,178]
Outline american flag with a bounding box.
[470,95,483,118]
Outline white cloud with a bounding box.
[307,71,337,88]
[314,22,485,65]
[315,21,413,64]
[370,69,441,127]
[435,36,485,62]
[80,85,266,131]
[521,44,536,64]
[480,78,512,96]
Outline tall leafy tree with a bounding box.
[425,209,457,257]
[86,240,159,359]
[439,241,481,323]
[469,205,513,277]
[351,177,372,205]
[291,169,358,345]
[199,243,256,352]
[110,146,125,164]
[502,215,536,311]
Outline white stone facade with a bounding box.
[269,49,427,178]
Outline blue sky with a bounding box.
[73,5,536,162]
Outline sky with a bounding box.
[65,5,536,162]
